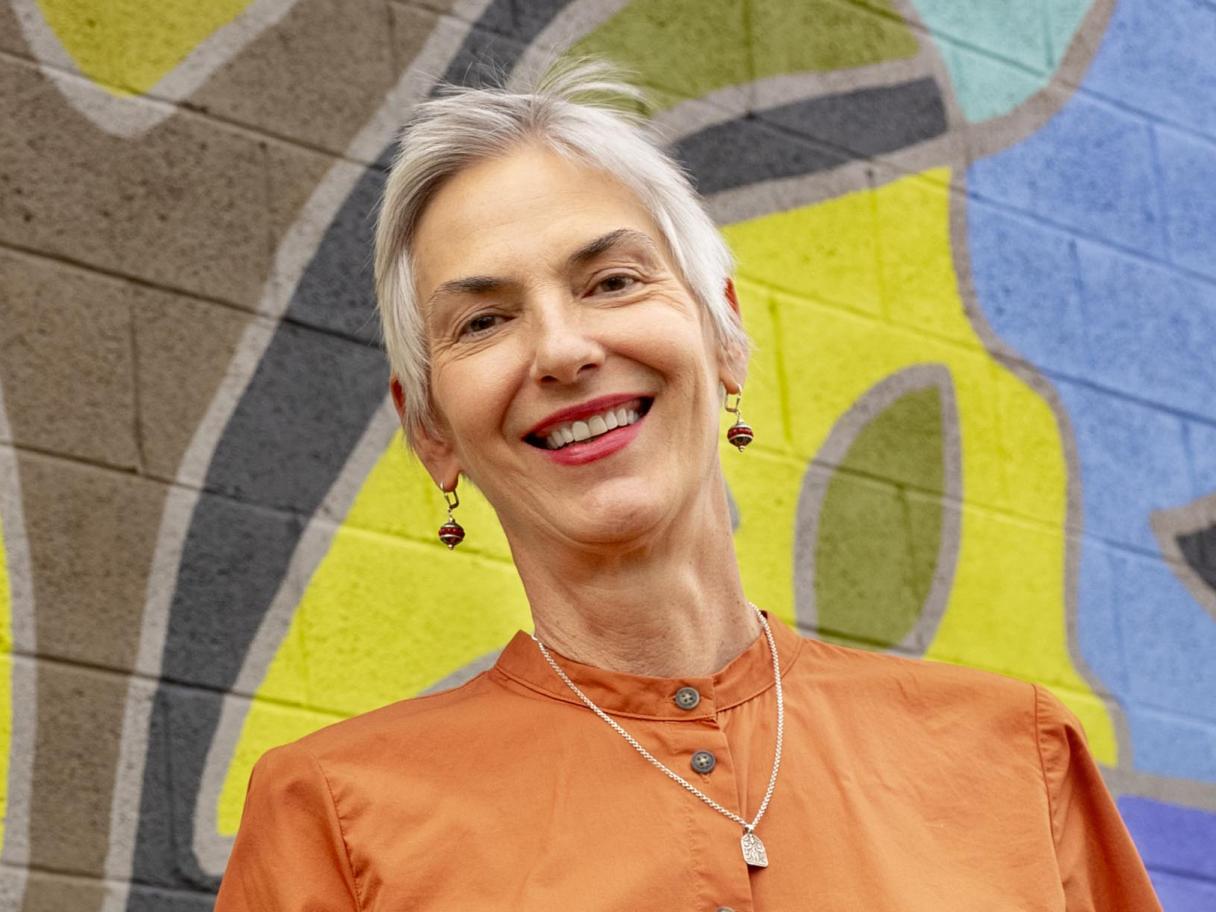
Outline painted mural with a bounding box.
[0,0,1213,908]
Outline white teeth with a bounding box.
[540,401,647,450]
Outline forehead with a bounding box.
[410,144,669,299]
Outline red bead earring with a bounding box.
[437,485,465,549]
[725,391,753,451]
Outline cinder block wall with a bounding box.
[0,1,1213,909]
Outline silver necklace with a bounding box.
[531,603,783,869]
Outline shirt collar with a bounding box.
[491,610,804,721]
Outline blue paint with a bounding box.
[1080,0,1216,140]
[1073,241,1216,423]
[1156,125,1216,280]
[969,92,1165,256]
[1118,796,1216,881]
[965,0,1216,792]
[1120,796,1216,911]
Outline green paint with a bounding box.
[815,385,945,648]
[568,0,918,112]
[908,0,1094,122]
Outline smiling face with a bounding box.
[399,142,745,551]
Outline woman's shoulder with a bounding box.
[270,664,512,769]
[793,633,1044,727]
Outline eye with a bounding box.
[458,312,505,339]
[591,273,639,295]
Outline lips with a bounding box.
[523,393,654,447]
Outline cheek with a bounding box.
[431,349,521,451]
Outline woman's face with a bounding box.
[403,142,744,550]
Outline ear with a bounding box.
[389,375,463,491]
[717,278,749,395]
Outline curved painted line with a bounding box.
[0,381,38,907]
[673,77,948,197]
[1152,494,1216,624]
[8,0,303,138]
[947,170,1141,782]
[704,0,1115,224]
[793,364,962,655]
[119,0,592,900]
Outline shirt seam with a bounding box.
[1032,683,1061,852]
[299,743,364,912]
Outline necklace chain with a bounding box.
[530,604,784,835]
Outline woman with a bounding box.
[215,60,1161,911]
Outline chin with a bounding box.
[560,486,671,547]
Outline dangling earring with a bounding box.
[437,484,465,549]
[724,390,753,451]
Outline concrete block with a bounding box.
[0,55,272,309]
[967,91,1164,257]
[750,0,919,77]
[1074,539,1129,697]
[1183,418,1216,498]
[756,77,947,168]
[159,490,304,692]
[1112,548,1216,722]
[1118,795,1216,883]
[19,452,165,670]
[265,134,333,246]
[1155,123,1216,281]
[189,0,412,160]
[132,289,251,480]
[1146,869,1216,912]
[17,868,106,912]
[26,660,128,876]
[0,0,32,60]
[0,250,139,469]
[1054,378,1192,553]
[945,39,1049,125]
[1074,239,1216,421]
[909,0,1051,74]
[1124,700,1216,784]
[196,319,385,515]
[1082,0,1216,141]
[675,99,849,196]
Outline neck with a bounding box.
[507,479,761,678]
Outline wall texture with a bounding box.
[0,0,1214,908]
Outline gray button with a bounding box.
[674,686,701,710]
[716,907,736,912]
[691,750,717,774]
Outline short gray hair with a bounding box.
[373,57,747,448]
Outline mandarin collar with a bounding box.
[491,610,804,721]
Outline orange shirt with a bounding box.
[215,612,1161,911]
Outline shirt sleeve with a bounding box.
[214,741,361,912]
[1034,684,1162,912]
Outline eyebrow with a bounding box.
[424,228,662,308]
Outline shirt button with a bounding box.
[674,686,701,710]
[715,907,736,912]
[690,750,717,774]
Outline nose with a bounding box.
[528,298,605,385]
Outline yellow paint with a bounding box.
[37,0,253,95]
[721,169,1117,762]
[221,166,1118,832]
[218,433,531,834]
[0,508,11,850]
